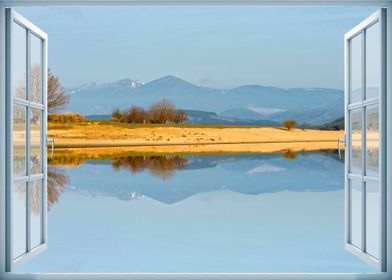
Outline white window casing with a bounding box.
[0,1,391,280]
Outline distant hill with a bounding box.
[182,110,279,126]
[319,117,344,130]
[86,109,280,126]
[67,75,344,125]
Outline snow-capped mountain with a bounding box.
[66,75,344,125]
[68,78,144,95]
[110,78,145,89]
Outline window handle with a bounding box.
[47,138,54,159]
[338,138,345,159]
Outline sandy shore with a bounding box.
[48,122,344,153]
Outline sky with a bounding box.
[16,6,378,90]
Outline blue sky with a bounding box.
[17,6,377,89]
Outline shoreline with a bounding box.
[51,139,341,149]
[49,144,343,167]
[47,121,345,154]
[50,141,344,161]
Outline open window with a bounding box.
[0,2,390,278]
[5,9,48,271]
[344,9,386,271]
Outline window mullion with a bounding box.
[361,28,366,253]
[25,29,31,254]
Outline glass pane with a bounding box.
[350,178,362,248]
[350,34,362,104]
[13,181,27,259]
[366,180,380,259]
[350,109,362,174]
[13,22,27,100]
[31,108,42,174]
[365,22,380,100]
[366,105,379,177]
[13,105,26,177]
[30,180,42,249]
[30,35,42,103]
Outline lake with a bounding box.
[16,149,375,273]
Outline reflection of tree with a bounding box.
[366,148,379,175]
[112,155,188,180]
[15,65,70,112]
[15,64,41,102]
[13,105,26,176]
[47,166,69,211]
[13,156,26,177]
[30,180,41,215]
[282,149,297,160]
[366,107,379,130]
[16,166,69,213]
[15,75,26,99]
[30,64,41,103]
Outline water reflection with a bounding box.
[17,149,376,273]
[282,149,297,160]
[53,150,345,204]
[15,166,69,213]
[40,150,348,209]
[47,166,69,210]
[112,155,188,180]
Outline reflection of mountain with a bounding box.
[68,75,343,125]
[61,151,344,204]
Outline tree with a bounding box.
[148,99,176,124]
[119,108,132,123]
[175,110,189,124]
[119,107,147,123]
[129,106,147,123]
[48,69,70,113]
[111,107,122,122]
[283,119,297,131]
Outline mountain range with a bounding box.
[66,75,344,125]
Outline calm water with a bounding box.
[17,150,375,273]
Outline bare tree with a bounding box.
[148,99,176,124]
[47,69,70,113]
[119,107,146,123]
[129,106,147,123]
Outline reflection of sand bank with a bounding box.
[50,141,343,152]
[49,143,342,167]
[352,131,379,149]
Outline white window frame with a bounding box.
[0,1,391,280]
[5,9,48,272]
[344,9,387,271]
